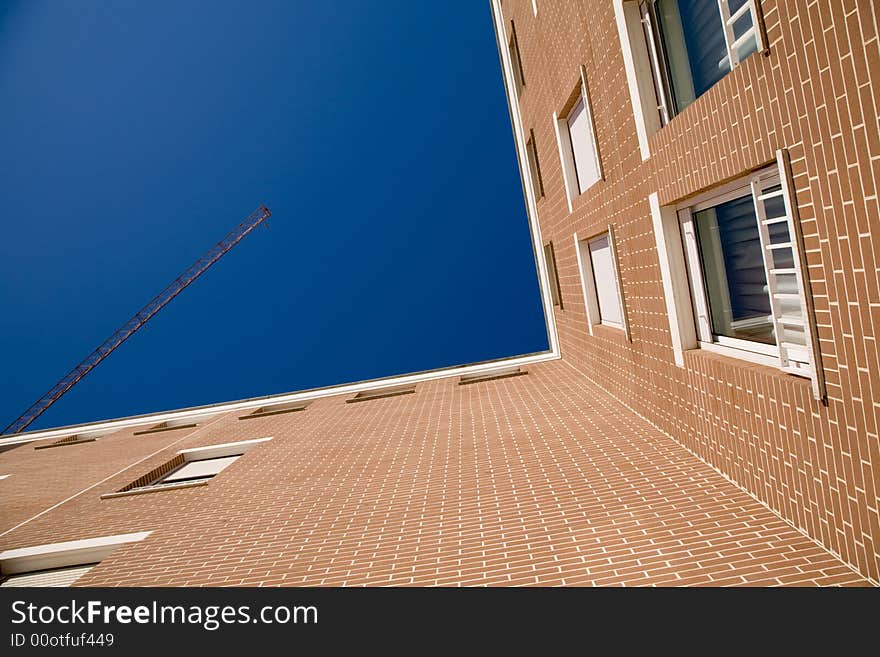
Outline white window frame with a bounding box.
[574,228,630,339]
[0,532,151,580]
[614,0,765,156]
[553,67,602,213]
[675,151,824,400]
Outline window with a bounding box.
[0,532,150,588]
[346,384,416,403]
[543,242,563,309]
[641,0,761,121]
[239,400,310,420]
[159,455,240,485]
[1,564,95,588]
[133,415,212,435]
[104,437,272,498]
[575,230,628,335]
[554,70,602,210]
[459,366,526,386]
[35,431,106,450]
[508,21,525,97]
[614,0,765,158]
[526,130,544,199]
[675,151,824,399]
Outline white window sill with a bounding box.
[696,340,779,369]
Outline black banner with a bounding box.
[0,587,875,652]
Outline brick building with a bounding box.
[0,0,877,586]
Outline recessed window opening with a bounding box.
[346,385,416,403]
[459,367,526,385]
[591,235,625,328]
[158,455,240,486]
[35,431,106,450]
[544,242,563,309]
[576,230,628,337]
[133,416,209,435]
[509,21,526,97]
[239,400,310,420]
[526,129,545,199]
[554,70,602,210]
[105,437,272,498]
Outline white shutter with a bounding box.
[568,99,597,193]
[717,0,762,68]
[588,234,623,328]
[567,69,602,194]
[1,564,93,587]
[163,455,240,483]
[750,150,825,400]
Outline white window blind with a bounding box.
[588,235,624,327]
[567,96,600,194]
[163,455,240,484]
[1,564,93,588]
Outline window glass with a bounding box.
[657,0,728,114]
[693,195,775,345]
[544,243,562,308]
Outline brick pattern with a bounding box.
[0,363,870,586]
[0,0,876,588]
[504,0,880,582]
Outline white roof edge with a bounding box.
[0,350,559,447]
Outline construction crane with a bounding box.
[2,205,271,435]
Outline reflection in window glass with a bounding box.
[693,195,775,345]
[657,0,728,114]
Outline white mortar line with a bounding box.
[559,357,877,587]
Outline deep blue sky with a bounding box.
[0,0,548,431]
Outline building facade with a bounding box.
[0,0,878,586]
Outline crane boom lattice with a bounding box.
[2,205,271,435]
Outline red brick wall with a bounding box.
[503,0,879,581]
[0,365,869,586]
